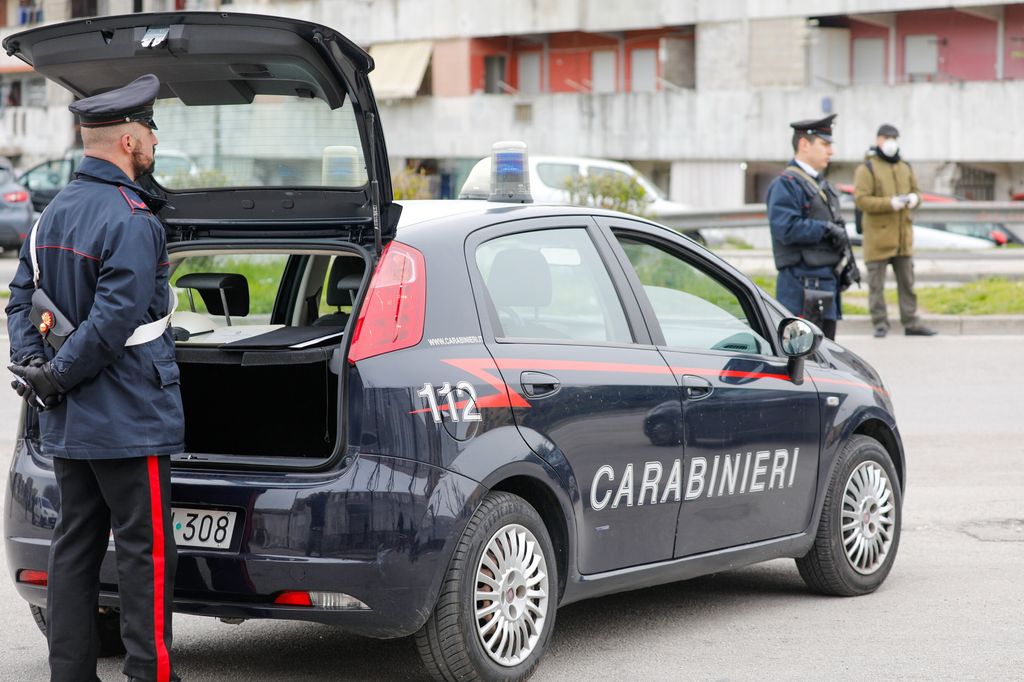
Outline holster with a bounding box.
[28,287,76,352]
[802,286,834,328]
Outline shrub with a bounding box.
[565,173,649,217]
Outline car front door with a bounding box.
[597,217,821,557]
[468,217,684,574]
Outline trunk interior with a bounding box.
[166,245,366,463]
[176,347,339,459]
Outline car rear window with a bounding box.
[152,95,368,191]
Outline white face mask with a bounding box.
[881,138,900,157]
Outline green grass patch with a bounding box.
[751,274,776,293]
[918,277,1024,315]
[844,277,1024,315]
[172,255,288,315]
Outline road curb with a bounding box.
[839,314,1024,335]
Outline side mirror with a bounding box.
[175,273,250,326]
[778,317,823,385]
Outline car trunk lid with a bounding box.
[2,12,399,253]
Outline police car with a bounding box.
[4,13,905,681]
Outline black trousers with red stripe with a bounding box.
[48,455,177,682]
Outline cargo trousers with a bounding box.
[866,255,920,331]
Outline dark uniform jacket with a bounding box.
[766,160,845,321]
[6,157,184,459]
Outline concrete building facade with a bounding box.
[2,1,1023,205]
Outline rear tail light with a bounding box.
[347,241,426,364]
[3,190,29,203]
[17,569,48,586]
[273,590,369,610]
[990,229,1008,246]
[273,590,313,606]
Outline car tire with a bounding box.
[796,434,902,596]
[29,604,127,657]
[415,491,558,682]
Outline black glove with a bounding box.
[824,222,848,249]
[9,356,44,406]
[9,359,64,410]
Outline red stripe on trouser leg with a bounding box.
[147,456,171,682]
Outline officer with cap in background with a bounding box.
[6,73,183,681]
[766,114,856,340]
[854,123,937,338]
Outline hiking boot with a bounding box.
[873,325,888,338]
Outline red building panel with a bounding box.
[849,18,890,82]
[547,32,618,93]
[896,9,997,82]
[1005,4,1024,80]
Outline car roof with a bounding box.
[396,199,636,230]
[529,156,636,173]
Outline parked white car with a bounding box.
[461,154,689,217]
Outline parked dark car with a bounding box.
[0,157,33,253]
[4,13,906,682]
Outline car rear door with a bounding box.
[596,216,821,557]
[467,216,683,575]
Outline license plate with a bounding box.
[171,507,236,549]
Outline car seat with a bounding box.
[486,248,567,339]
[314,256,364,327]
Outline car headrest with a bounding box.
[326,257,365,306]
[487,249,551,308]
[175,272,249,318]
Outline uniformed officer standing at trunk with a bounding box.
[767,114,856,341]
[6,74,183,682]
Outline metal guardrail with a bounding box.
[656,202,1024,231]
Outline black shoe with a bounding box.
[873,325,888,338]
[905,326,937,336]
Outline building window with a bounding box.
[630,48,657,92]
[905,34,939,81]
[517,52,541,94]
[18,0,43,25]
[484,55,507,94]
[660,35,696,89]
[592,50,616,93]
[25,78,46,106]
[853,37,885,85]
[955,165,995,201]
[70,0,97,18]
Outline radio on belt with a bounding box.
[488,140,533,204]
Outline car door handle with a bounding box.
[681,374,713,401]
[520,371,560,398]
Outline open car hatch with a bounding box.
[3,12,400,251]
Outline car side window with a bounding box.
[22,160,72,192]
[536,163,579,190]
[588,166,632,185]
[617,236,771,354]
[476,228,632,344]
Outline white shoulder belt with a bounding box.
[30,219,176,348]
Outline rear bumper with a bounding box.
[6,440,484,639]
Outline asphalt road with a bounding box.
[0,332,1022,681]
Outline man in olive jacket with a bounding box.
[853,123,937,337]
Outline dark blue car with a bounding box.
[4,13,905,681]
